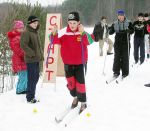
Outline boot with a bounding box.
[147,54,149,59]
[27,98,39,104]
[113,73,119,78]
[144,83,150,87]
[71,97,78,109]
[79,102,87,114]
[107,52,113,55]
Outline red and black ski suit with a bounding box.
[52,26,94,102]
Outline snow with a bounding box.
[0,27,150,131]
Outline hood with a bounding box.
[7,30,21,38]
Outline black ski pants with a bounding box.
[64,64,86,102]
[134,36,145,64]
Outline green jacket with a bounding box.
[20,25,43,63]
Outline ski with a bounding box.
[55,106,88,127]
[63,107,88,127]
[116,76,128,84]
[55,107,72,123]
[106,76,119,84]
[116,77,123,84]
[63,107,80,127]
[131,63,140,68]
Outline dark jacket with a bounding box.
[20,25,43,63]
[109,19,134,43]
[133,20,145,37]
[93,22,109,42]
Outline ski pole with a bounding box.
[46,34,54,66]
[102,38,109,76]
[41,34,54,89]
[80,33,87,75]
[80,33,87,105]
[127,32,130,69]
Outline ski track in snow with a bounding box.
[0,27,150,131]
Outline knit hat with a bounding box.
[117,10,125,16]
[138,13,144,17]
[144,13,149,17]
[27,15,39,24]
[68,12,80,21]
[14,20,24,29]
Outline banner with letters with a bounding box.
[43,14,64,83]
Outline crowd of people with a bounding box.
[93,10,150,86]
[6,9,150,113]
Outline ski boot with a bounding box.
[71,97,78,109]
[79,102,87,114]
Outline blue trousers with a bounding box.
[26,62,39,101]
[16,70,27,93]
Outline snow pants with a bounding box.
[16,70,27,94]
[64,64,86,102]
[113,41,129,76]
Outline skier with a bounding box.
[133,13,146,64]
[109,10,134,78]
[143,13,150,59]
[7,20,27,94]
[20,16,44,103]
[51,11,94,113]
[93,16,113,56]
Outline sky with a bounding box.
[0,0,65,6]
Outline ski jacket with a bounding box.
[109,19,134,43]
[52,26,94,65]
[7,30,27,73]
[133,20,146,37]
[146,20,150,34]
[147,24,150,33]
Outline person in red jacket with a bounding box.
[7,20,27,94]
[51,12,94,113]
[147,24,150,33]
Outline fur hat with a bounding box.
[117,10,125,15]
[68,12,80,21]
[27,15,39,24]
[14,20,24,29]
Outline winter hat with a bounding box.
[117,9,125,16]
[138,13,144,17]
[144,13,149,17]
[14,20,24,29]
[101,16,107,20]
[68,12,80,21]
[27,15,39,24]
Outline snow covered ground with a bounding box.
[0,27,150,131]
